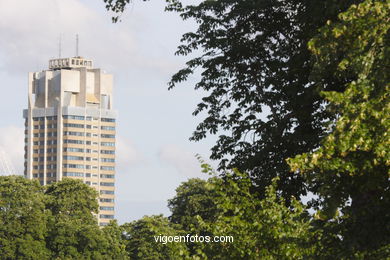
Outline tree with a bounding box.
[190,167,316,259]
[121,215,189,259]
[0,176,49,259]
[288,0,390,257]
[45,178,108,259]
[164,0,368,201]
[101,220,129,259]
[168,178,220,231]
[104,0,364,200]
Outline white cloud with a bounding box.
[116,135,143,169]
[158,144,203,178]
[0,0,182,77]
[0,126,24,175]
[0,0,137,74]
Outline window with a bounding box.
[47,172,57,177]
[47,164,57,169]
[101,134,115,138]
[100,166,115,171]
[64,131,84,136]
[100,214,114,219]
[101,126,115,131]
[100,182,115,187]
[64,139,84,144]
[63,115,85,120]
[100,174,115,179]
[64,123,84,128]
[64,147,84,153]
[100,206,114,211]
[100,190,115,195]
[63,172,84,177]
[63,155,84,161]
[100,198,114,203]
[101,118,115,122]
[101,142,115,147]
[101,150,115,154]
[63,164,84,169]
[101,158,115,163]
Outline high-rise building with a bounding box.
[23,57,116,226]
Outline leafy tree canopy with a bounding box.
[122,215,189,259]
[288,0,390,256]
[0,176,49,259]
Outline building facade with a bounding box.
[23,57,116,226]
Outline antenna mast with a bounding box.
[59,34,62,58]
[76,34,79,57]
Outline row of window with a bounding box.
[33,172,56,178]
[33,148,58,154]
[33,140,57,145]
[33,116,115,122]
[63,123,115,131]
[63,156,114,163]
[33,132,114,138]
[34,132,57,137]
[63,140,115,146]
[63,172,84,177]
[64,131,84,136]
[63,164,115,170]
[100,182,115,186]
[63,115,85,120]
[33,156,57,162]
[100,190,114,195]
[100,198,114,203]
[33,164,57,170]
[63,148,115,155]
[33,116,57,121]
[63,115,115,122]
[101,142,115,147]
[34,124,57,129]
[100,207,114,211]
[100,214,114,219]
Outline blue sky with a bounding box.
[0,0,218,223]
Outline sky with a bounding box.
[0,0,218,223]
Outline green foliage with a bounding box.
[187,167,315,259]
[101,220,128,259]
[164,0,366,201]
[122,215,189,259]
[45,178,103,259]
[288,0,390,256]
[168,178,220,231]
[0,176,49,259]
[0,177,126,259]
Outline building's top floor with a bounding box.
[49,57,93,70]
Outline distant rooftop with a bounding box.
[49,57,93,70]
